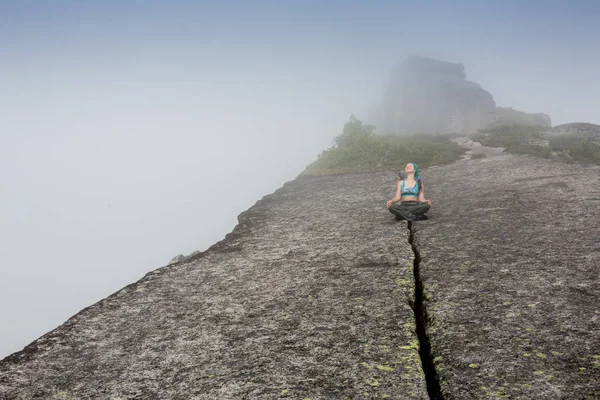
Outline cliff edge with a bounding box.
[0,173,426,399]
[1,146,599,399]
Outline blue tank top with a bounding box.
[401,179,420,196]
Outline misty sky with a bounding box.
[1,0,599,358]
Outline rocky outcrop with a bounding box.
[168,250,202,265]
[415,154,600,398]
[2,147,599,399]
[0,173,426,399]
[492,107,551,128]
[548,122,600,140]
[167,254,187,264]
[377,56,551,134]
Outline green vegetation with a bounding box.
[302,115,467,176]
[547,135,600,164]
[471,125,547,156]
[472,124,600,164]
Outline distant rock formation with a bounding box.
[377,55,551,134]
[492,107,551,128]
[548,122,600,140]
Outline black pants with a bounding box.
[388,201,430,221]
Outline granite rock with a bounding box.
[1,173,426,400]
[377,56,551,134]
[415,154,600,399]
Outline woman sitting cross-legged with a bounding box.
[386,163,432,221]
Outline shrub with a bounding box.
[541,144,553,159]
[551,137,600,164]
[472,124,600,165]
[302,116,467,175]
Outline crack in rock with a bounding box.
[408,221,444,400]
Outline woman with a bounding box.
[387,163,432,221]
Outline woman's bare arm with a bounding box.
[419,181,432,205]
[394,180,402,202]
[387,180,402,207]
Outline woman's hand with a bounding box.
[424,199,432,206]
[387,199,394,208]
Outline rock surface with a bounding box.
[377,56,551,134]
[492,107,551,128]
[168,254,187,265]
[2,143,599,399]
[549,123,600,141]
[418,154,600,398]
[168,250,202,266]
[0,173,426,399]
[451,136,505,161]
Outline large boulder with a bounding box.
[377,56,551,134]
[167,254,187,265]
[168,250,202,265]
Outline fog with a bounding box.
[2,1,599,358]
[0,76,378,357]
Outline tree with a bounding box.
[333,115,375,149]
